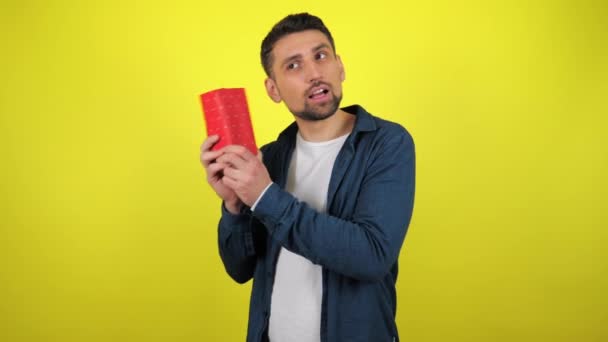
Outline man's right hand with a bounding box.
[200,135,243,214]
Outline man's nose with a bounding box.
[307,63,322,82]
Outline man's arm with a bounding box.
[200,135,257,284]
[217,204,257,284]
[220,130,415,281]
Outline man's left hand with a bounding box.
[216,145,272,207]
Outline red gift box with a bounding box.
[200,88,257,155]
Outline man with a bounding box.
[200,13,415,342]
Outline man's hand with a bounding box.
[200,135,243,214]
[216,145,272,207]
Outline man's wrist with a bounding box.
[224,200,242,215]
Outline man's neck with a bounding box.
[294,109,355,142]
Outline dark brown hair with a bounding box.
[260,13,336,77]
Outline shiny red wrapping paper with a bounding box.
[200,88,257,155]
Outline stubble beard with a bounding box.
[292,91,343,122]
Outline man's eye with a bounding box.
[316,52,327,60]
[287,62,299,70]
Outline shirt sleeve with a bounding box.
[217,202,257,283]
[251,182,274,212]
[251,129,415,282]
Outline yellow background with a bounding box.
[1,0,606,341]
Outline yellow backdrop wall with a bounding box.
[1,0,606,341]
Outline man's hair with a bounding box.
[260,13,336,77]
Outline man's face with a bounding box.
[265,30,345,121]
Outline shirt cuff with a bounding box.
[251,182,273,212]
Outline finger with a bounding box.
[217,152,248,170]
[222,165,241,180]
[200,150,224,167]
[220,145,255,162]
[200,135,220,153]
[221,174,238,190]
[206,162,226,178]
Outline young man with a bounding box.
[200,13,415,342]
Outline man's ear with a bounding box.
[337,55,345,82]
[265,77,282,103]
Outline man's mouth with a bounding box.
[308,86,330,100]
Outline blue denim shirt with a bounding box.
[218,105,415,342]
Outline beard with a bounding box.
[291,90,343,122]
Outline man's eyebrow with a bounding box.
[280,53,302,67]
[279,43,333,67]
[312,43,331,52]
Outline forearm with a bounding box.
[217,203,257,283]
[253,185,411,281]
[253,131,415,281]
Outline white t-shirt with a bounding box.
[268,132,349,342]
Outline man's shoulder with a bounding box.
[353,106,414,146]
[352,109,415,169]
[372,115,411,136]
